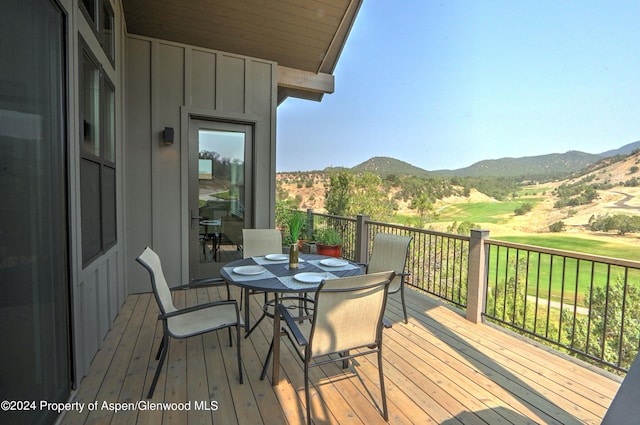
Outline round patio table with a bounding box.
[221,253,364,378]
[221,253,363,332]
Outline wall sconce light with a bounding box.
[163,127,174,144]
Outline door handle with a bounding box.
[191,210,202,229]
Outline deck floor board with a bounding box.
[62,286,620,425]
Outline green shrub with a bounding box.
[549,221,566,232]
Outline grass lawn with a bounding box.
[516,186,553,196]
[488,234,640,306]
[493,234,638,261]
[434,199,543,224]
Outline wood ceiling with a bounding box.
[121,0,362,101]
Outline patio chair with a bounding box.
[242,228,283,258]
[136,247,243,398]
[241,228,283,335]
[364,233,413,323]
[271,271,395,425]
[601,352,640,425]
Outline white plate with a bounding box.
[233,265,266,276]
[320,258,349,267]
[294,272,328,284]
[265,253,288,261]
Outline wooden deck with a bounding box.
[61,284,621,425]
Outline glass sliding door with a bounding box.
[189,120,253,279]
[0,1,71,424]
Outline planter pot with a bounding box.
[301,241,317,254]
[316,243,342,258]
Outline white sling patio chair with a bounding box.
[271,271,395,425]
[240,228,283,335]
[136,247,243,398]
[365,233,413,323]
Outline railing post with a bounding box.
[354,214,369,264]
[466,229,490,324]
[305,209,314,240]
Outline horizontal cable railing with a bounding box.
[484,239,640,372]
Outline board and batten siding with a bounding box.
[125,35,278,294]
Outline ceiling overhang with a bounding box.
[121,0,362,103]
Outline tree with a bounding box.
[514,202,533,216]
[590,214,640,235]
[350,172,396,221]
[411,193,437,228]
[563,276,640,370]
[324,170,353,216]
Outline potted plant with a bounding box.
[314,228,343,258]
[286,211,305,268]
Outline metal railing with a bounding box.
[306,211,469,308]
[302,209,640,372]
[483,238,640,372]
[308,212,357,259]
[366,220,469,308]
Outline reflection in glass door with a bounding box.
[1,1,71,424]
[189,120,252,279]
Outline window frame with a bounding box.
[79,36,117,267]
[78,0,115,64]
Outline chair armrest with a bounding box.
[159,300,238,319]
[189,277,226,287]
[398,271,410,283]
[171,277,227,290]
[276,304,309,347]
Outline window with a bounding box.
[80,40,116,265]
[102,1,115,61]
[79,0,115,63]
[80,0,96,24]
[2,1,72,421]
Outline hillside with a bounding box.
[433,151,601,178]
[598,140,640,158]
[503,150,640,239]
[277,145,640,246]
[351,156,433,177]
[346,140,640,179]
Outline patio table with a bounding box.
[221,254,363,378]
[221,254,363,332]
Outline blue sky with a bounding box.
[276,1,640,172]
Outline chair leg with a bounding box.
[377,348,388,420]
[340,351,350,369]
[260,338,274,380]
[271,312,281,384]
[400,286,408,324]
[155,335,166,360]
[236,324,243,384]
[244,288,250,332]
[148,337,169,398]
[305,362,311,425]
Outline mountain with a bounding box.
[346,141,640,179]
[351,156,433,177]
[598,140,640,157]
[433,151,601,178]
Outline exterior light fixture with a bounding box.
[163,127,174,144]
